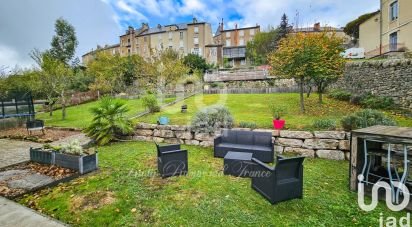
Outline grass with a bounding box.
[19,141,408,226]
[137,93,412,130]
[36,97,175,129]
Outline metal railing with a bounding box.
[365,43,406,58]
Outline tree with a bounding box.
[85,96,133,145]
[40,52,74,119]
[183,53,208,73]
[246,30,279,65]
[87,52,148,96]
[269,32,345,113]
[278,14,289,41]
[87,52,124,96]
[344,11,380,40]
[151,49,189,95]
[246,14,290,65]
[50,18,78,65]
[311,39,345,103]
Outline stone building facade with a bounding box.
[211,19,260,67]
[81,44,120,65]
[119,19,213,60]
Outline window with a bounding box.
[239,30,244,37]
[180,32,184,39]
[250,29,255,35]
[390,1,399,21]
[194,26,199,33]
[193,48,199,55]
[179,40,184,48]
[127,49,130,55]
[390,32,398,51]
[127,38,130,43]
[169,32,173,39]
[226,32,230,38]
[194,37,199,44]
[226,39,231,46]
[239,38,244,46]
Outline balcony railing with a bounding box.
[365,43,406,58]
[223,47,246,59]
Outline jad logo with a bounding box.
[357,174,411,226]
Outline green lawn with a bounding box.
[137,93,412,130]
[36,98,175,129]
[19,141,407,226]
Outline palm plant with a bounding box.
[85,96,133,145]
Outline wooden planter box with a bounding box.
[29,147,55,165]
[54,152,98,174]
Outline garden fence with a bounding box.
[203,86,301,94]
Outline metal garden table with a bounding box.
[350,126,412,203]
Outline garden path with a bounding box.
[0,139,41,169]
[0,197,66,227]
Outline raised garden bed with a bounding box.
[55,152,98,174]
[30,147,55,165]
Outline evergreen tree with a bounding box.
[50,18,78,65]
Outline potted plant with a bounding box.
[30,144,57,165]
[270,105,286,130]
[54,140,98,174]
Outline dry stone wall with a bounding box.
[124,123,351,161]
[335,59,412,110]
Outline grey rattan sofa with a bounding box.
[214,129,274,163]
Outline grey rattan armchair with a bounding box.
[251,156,305,204]
[155,143,188,178]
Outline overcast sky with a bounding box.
[0,0,379,69]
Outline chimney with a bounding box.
[193,17,198,23]
[235,23,238,30]
[220,18,224,31]
[157,24,162,29]
[314,22,321,32]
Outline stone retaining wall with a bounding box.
[125,123,351,161]
[335,59,412,110]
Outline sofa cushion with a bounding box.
[236,131,254,145]
[221,129,237,143]
[249,145,272,152]
[253,132,272,146]
[216,143,255,151]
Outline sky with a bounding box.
[0,0,380,70]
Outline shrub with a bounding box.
[328,89,352,101]
[269,104,286,120]
[85,96,133,145]
[312,119,337,130]
[142,94,160,113]
[61,140,84,155]
[209,82,225,89]
[359,93,394,110]
[191,105,234,134]
[350,94,363,105]
[341,109,397,131]
[238,121,257,129]
[210,82,219,88]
